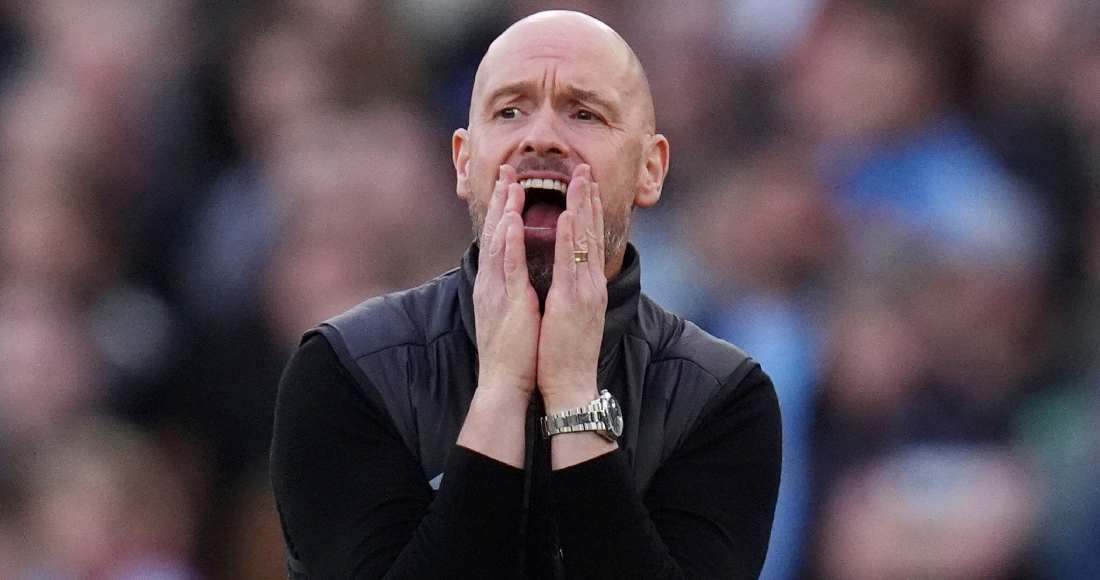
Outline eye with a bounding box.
[573,108,606,124]
[498,107,520,119]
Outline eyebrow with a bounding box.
[482,80,621,120]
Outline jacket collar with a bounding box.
[458,243,642,364]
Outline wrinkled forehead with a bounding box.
[472,14,641,107]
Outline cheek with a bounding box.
[594,157,639,225]
[467,191,488,237]
[463,153,493,199]
[466,136,509,191]
[600,151,645,203]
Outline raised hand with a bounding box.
[537,164,608,415]
[459,165,541,466]
[473,164,541,395]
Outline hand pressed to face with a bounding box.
[465,161,613,468]
[473,163,606,409]
[472,165,540,396]
[457,11,666,467]
[537,164,607,412]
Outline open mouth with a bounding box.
[520,178,568,231]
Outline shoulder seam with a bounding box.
[647,353,726,386]
[348,327,468,361]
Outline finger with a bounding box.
[589,181,605,274]
[591,181,603,255]
[502,215,530,298]
[484,181,521,280]
[566,165,592,250]
[505,180,525,217]
[570,165,599,269]
[553,209,577,290]
[483,165,512,241]
[576,166,600,273]
[478,165,514,269]
[568,166,602,286]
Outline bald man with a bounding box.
[271,11,781,580]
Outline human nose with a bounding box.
[519,108,568,157]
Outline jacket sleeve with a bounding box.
[550,362,782,579]
[270,334,526,579]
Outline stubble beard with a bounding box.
[467,188,632,299]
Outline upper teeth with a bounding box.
[520,178,568,193]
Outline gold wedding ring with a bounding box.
[573,250,589,263]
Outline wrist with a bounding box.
[478,369,536,396]
[458,382,532,468]
[472,380,534,411]
[540,381,600,416]
[542,389,623,468]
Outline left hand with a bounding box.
[537,164,608,413]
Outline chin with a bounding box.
[525,237,556,296]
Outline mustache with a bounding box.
[514,157,573,176]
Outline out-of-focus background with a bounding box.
[0,0,1097,577]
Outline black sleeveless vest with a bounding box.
[309,244,753,577]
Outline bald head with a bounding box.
[471,10,656,133]
[452,10,670,284]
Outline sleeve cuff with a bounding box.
[551,448,648,541]
[432,446,526,536]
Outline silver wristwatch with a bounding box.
[541,389,623,441]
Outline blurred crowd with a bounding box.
[0,0,1098,578]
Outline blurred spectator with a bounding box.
[814,443,1039,580]
[5,0,200,202]
[0,160,120,302]
[971,0,1093,318]
[623,0,753,178]
[178,0,462,338]
[780,0,1053,577]
[723,0,822,64]
[686,143,838,580]
[783,0,964,142]
[284,0,428,109]
[0,284,104,448]
[259,104,468,349]
[118,6,469,572]
[12,419,203,579]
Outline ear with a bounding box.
[453,128,471,201]
[634,134,669,208]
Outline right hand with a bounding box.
[472,164,540,397]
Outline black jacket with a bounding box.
[271,244,782,579]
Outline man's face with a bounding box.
[453,13,666,284]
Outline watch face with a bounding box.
[604,392,624,440]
